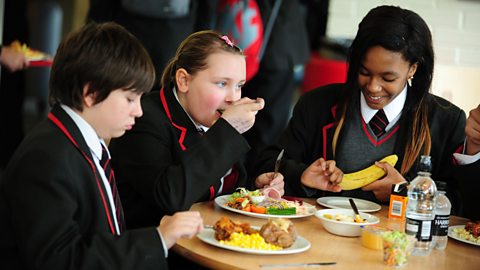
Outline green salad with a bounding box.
[381,230,412,266]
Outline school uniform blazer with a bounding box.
[0,104,166,270]
[255,84,477,218]
[454,159,480,220]
[109,88,251,229]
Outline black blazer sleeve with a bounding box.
[110,91,251,228]
[253,84,344,196]
[0,121,167,270]
[454,159,480,220]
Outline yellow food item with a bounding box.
[453,227,480,244]
[361,226,387,250]
[339,154,398,190]
[10,40,48,60]
[323,213,365,223]
[323,213,333,220]
[219,232,282,250]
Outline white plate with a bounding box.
[448,225,480,247]
[214,195,316,219]
[316,196,381,212]
[197,226,311,255]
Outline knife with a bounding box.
[272,149,284,179]
[260,262,337,268]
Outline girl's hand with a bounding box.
[221,98,264,134]
[255,172,285,196]
[362,161,406,202]
[301,158,343,192]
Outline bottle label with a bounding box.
[406,218,433,241]
[433,215,449,236]
[389,192,408,219]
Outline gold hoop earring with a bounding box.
[407,76,413,87]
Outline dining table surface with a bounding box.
[172,197,480,270]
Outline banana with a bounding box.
[339,154,398,190]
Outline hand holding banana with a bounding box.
[339,154,398,190]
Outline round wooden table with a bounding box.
[172,199,480,270]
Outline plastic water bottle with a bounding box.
[432,182,451,250]
[405,155,437,256]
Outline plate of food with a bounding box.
[215,188,316,219]
[197,217,310,255]
[28,59,53,67]
[448,222,480,247]
[316,196,381,212]
[10,40,53,65]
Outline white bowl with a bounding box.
[315,209,380,237]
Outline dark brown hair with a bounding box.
[49,22,155,111]
[333,5,434,174]
[161,30,244,90]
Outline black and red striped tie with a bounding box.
[100,144,124,234]
[369,109,389,137]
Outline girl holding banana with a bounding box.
[253,5,480,218]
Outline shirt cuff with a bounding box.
[156,227,169,258]
[453,151,480,165]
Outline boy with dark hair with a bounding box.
[0,22,203,270]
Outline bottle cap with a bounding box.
[419,155,432,172]
[435,181,447,191]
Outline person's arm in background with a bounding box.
[454,105,480,220]
[88,0,120,22]
[0,44,28,72]
[465,105,480,156]
[453,105,480,164]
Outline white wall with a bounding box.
[327,0,480,113]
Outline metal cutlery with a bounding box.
[260,262,337,268]
[273,149,284,179]
[349,198,363,223]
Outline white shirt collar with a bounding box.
[60,104,107,160]
[360,84,407,127]
[60,105,120,235]
[172,87,210,132]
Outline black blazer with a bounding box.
[255,84,479,219]
[0,105,166,270]
[109,88,251,229]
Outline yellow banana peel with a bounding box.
[339,154,398,190]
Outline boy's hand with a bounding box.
[157,211,203,249]
[466,104,480,155]
[221,97,264,134]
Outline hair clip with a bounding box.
[220,35,234,47]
